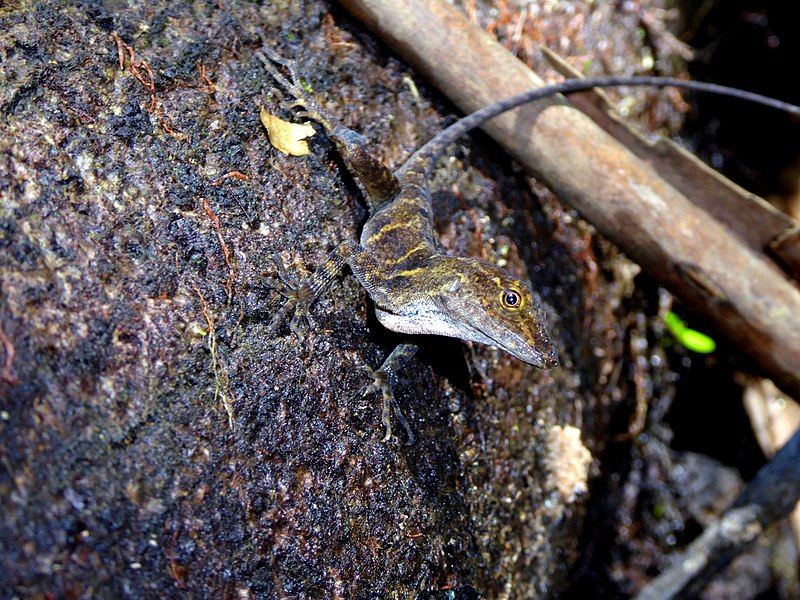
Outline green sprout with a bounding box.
[298,77,314,95]
[664,311,716,354]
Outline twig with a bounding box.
[165,525,188,589]
[202,199,236,303]
[211,171,250,186]
[197,63,216,95]
[193,286,236,429]
[635,428,800,599]
[111,33,187,141]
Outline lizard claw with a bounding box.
[257,44,296,71]
[359,364,415,444]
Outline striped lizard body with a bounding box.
[257,48,800,441]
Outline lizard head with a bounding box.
[433,258,559,368]
[376,256,558,368]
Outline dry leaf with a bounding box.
[260,107,316,156]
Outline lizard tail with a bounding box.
[395,76,800,186]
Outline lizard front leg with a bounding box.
[362,343,419,443]
[268,234,398,336]
[268,240,358,338]
[268,243,418,442]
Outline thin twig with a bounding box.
[111,33,187,140]
[0,323,19,386]
[193,286,236,429]
[202,198,236,303]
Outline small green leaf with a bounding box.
[664,311,685,333]
[679,329,717,353]
[664,311,716,354]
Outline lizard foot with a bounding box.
[265,242,353,339]
[255,47,333,131]
[267,254,315,339]
[360,365,415,444]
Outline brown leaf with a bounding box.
[260,107,316,156]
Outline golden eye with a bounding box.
[501,288,522,309]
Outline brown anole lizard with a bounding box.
[257,48,800,442]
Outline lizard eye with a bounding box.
[501,288,523,310]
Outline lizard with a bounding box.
[256,47,800,442]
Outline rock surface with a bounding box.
[0,1,676,596]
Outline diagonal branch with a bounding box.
[338,0,800,401]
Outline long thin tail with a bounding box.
[396,76,800,181]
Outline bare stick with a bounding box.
[635,429,800,599]
[339,0,800,400]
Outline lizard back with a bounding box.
[359,173,438,270]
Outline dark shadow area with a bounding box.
[564,2,800,597]
[680,0,800,200]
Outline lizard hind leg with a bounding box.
[256,48,399,208]
[328,127,400,209]
[255,47,335,132]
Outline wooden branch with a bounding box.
[634,428,800,599]
[338,0,800,400]
[538,45,800,281]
